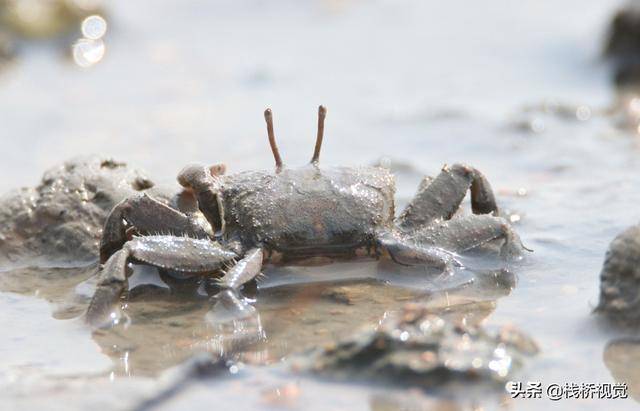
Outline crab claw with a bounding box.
[177,164,226,234]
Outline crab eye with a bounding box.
[208,163,226,177]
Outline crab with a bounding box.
[86,106,525,327]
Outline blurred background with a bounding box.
[0,0,620,192]
[3,1,640,410]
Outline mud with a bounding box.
[0,156,159,267]
[1,1,640,410]
[299,302,538,390]
[596,225,640,325]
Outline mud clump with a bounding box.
[300,302,538,389]
[596,225,640,324]
[0,156,159,267]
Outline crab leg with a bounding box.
[217,248,264,289]
[86,248,131,327]
[397,163,498,230]
[205,248,264,346]
[100,194,209,263]
[86,235,238,327]
[412,214,527,258]
[204,252,266,352]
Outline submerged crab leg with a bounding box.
[397,163,498,229]
[100,194,209,263]
[412,214,528,258]
[86,235,238,327]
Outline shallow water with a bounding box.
[2,0,640,409]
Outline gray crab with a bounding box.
[86,106,525,326]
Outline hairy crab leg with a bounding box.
[86,235,238,327]
[412,214,529,258]
[397,163,498,230]
[217,248,263,289]
[100,194,209,263]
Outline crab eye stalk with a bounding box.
[311,105,327,164]
[264,108,284,172]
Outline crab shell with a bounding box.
[213,165,396,264]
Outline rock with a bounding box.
[298,302,538,389]
[0,156,161,267]
[604,4,640,87]
[596,225,640,324]
[603,338,640,402]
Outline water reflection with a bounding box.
[80,14,106,39]
[92,276,431,376]
[71,36,104,67]
[72,13,106,67]
[0,263,97,319]
[126,358,511,411]
[0,261,515,377]
[369,391,505,411]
